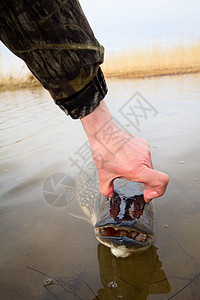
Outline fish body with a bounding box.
[77,165,154,258]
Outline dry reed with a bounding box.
[0,66,39,91]
[0,53,40,91]
[0,73,40,91]
[0,39,200,91]
[102,40,200,79]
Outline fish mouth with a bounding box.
[95,224,153,249]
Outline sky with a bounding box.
[80,0,200,50]
[0,0,199,73]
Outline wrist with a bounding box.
[81,100,132,159]
[81,100,113,139]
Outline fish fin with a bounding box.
[67,212,90,223]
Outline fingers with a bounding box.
[98,166,169,201]
[139,168,169,202]
[99,180,114,198]
[149,152,153,169]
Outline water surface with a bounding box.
[0,74,200,299]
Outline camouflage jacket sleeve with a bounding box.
[0,0,108,119]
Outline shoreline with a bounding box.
[102,39,200,80]
[0,70,199,92]
[103,68,200,80]
[1,39,200,91]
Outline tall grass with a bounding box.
[102,39,200,78]
[0,54,39,91]
[0,72,39,90]
[0,39,200,91]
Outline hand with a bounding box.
[81,100,169,203]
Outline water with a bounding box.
[0,74,200,299]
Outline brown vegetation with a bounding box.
[0,39,200,91]
[0,70,40,91]
[102,40,200,79]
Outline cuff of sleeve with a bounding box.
[54,67,108,119]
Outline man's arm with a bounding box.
[0,0,169,201]
[0,0,107,118]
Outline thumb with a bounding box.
[99,179,114,198]
[138,167,169,203]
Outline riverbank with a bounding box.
[102,40,200,79]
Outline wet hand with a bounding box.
[81,100,169,203]
[89,127,168,203]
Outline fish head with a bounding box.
[77,167,154,258]
[94,179,155,258]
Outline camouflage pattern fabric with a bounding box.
[0,0,108,118]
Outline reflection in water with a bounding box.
[27,245,170,300]
[27,266,90,300]
[96,245,170,300]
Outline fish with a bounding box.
[76,164,155,258]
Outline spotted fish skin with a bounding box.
[76,166,100,225]
[77,165,155,258]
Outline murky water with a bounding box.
[0,73,200,300]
